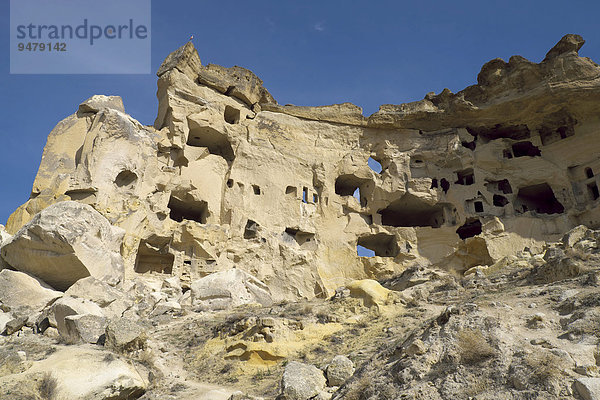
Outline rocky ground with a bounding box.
[1,224,600,399]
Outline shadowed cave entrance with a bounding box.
[135,240,174,274]
[357,234,399,257]
[168,195,209,224]
[456,218,482,239]
[186,125,235,161]
[378,195,445,228]
[515,183,564,214]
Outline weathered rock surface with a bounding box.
[191,269,273,310]
[105,318,147,352]
[3,33,600,400]
[52,296,105,339]
[574,377,600,400]
[1,201,125,290]
[79,94,125,114]
[326,355,355,387]
[8,35,600,305]
[0,347,146,399]
[63,314,107,344]
[280,361,326,400]
[0,269,62,314]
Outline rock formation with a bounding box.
[1,34,600,399]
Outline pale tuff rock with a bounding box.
[105,318,147,353]
[0,347,146,400]
[5,34,600,303]
[1,201,125,291]
[52,296,105,340]
[0,269,62,314]
[280,361,327,400]
[0,225,10,247]
[326,355,355,387]
[79,95,126,114]
[0,312,12,334]
[344,279,393,308]
[190,268,273,310]
[575,378,600,400]
[63,314,108,344]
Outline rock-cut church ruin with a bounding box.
[3,34,600,302]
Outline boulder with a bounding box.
[345,279,392,308]
[0,225,10,247]
[52,296,105,339]
[0,312,12,334]
[105,319,147,352]
[191,269,273,310]
[1,201,125,291]
[63,314,107,344]
[574,377,600,400]
[65,276,132,318]
[78,95,125,114]
[0,347,146,399]
[326,355,355,387]
[0,269,62,314]
[197,63,275,106]
[562,225,590,248]
[280,361,326,400]
[157,41,202,79]
[4,316,27,335]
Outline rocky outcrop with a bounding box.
[0,347,146,399]
[1,201,125,291]
[1,38,600,400]
[7,35,600,304]
[280,361,326,400]
[0,269,62,314]
[190,268,273,310]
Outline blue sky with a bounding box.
[1,0,600,226]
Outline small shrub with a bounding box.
[525,352,564,385]
[38,372,58,400]
[102,352,116,363]
[457,329,496,364]
[344,376,370,400]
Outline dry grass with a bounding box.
[38,372,58,400]
[344,376,371,400]
[525,352,564,385]
[457,329,496,364]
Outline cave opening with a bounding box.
[455,169,475,185]
[134,240,174,274]
[466,124,530,142]
[115,170,138,188]
[493,194,510,207]
[441,178,450,193]
[224,105,240,124]
[244,220,259,239]
[335,174,368,196]
[357,233,399,257]
[168,195,209,223]
[539,121,575,146]
[586,167,594,179]
[512,141,541,158]
[588,183,599,201]
[186,125,235,161]
[515,183,564,214]
[456,218,482,240]
[378,194,445,228]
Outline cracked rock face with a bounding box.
[3,34,600,302]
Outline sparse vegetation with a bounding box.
[38,372,58,400]
[457,328,496,364]
[525,352,565,385]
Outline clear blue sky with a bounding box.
[1,0,600,225]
